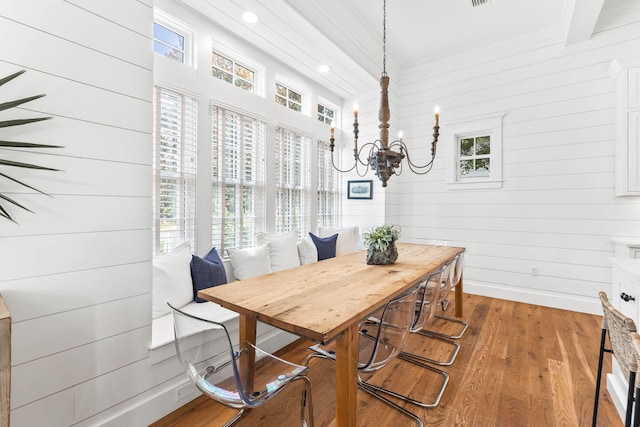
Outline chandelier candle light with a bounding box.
[329,0,440,187]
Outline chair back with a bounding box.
[438,258,456,298]
[451,251,465,289]
[169,303,307,409]
[411,268,444,332]
[599,292,640,386]
[358,286,419,372]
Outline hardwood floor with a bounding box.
[150,293,622,427]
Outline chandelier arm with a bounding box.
[397,140,437,174]
[330,147,357,173]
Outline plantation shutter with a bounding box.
[275,126,311,240]
[152,86,197,255]
[317,139,341,229]
[211,104,266,253]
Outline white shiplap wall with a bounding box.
[387,0,640,314]
[0,0,155,425]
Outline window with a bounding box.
[317,140,341,229]
[212,51,255,93]
[317,103,335,125]
[275,127,311,239]
[153,10,194,66]
[211,105,266,254]
[152,86,197,255]
[275,83,302,112]
[459,135,491,179]
[446,113,504,190]
[153,23,185,63]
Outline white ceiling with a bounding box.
[179,0,606,98]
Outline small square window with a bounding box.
[317,103,335,125]
[275,82,303,113]
[458,135,491,180]
[153,10,194,67]
[446,114,504,190]
[212,50,256,93]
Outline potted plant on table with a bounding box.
[362,224,401,265]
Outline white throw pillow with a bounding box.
[152,241,194,319]
[318,226,360,256]
[297,236,318,265]
[256,230,301,272]
[230,243,272,280]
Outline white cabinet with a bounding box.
[609,56,640,196]
[612,237,640,259]
[607,257,640,420]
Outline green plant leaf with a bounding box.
[0,94,46,112]
[0,171,52,196]
[0,70,26,88]
[0,117,51,128]
[0,140,61,149]
[0,69,57,222]
[0,192,33,222]
[0,158,59,171]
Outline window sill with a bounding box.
[446,179,503,190]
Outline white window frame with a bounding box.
[275,126,312,240]
[446,113,504,190]
[211,43,265,97]
[211,104,266,254]
[152,85,198,255]
[275,78,309,115]
[153,9,195,68]
[317,102,336,125]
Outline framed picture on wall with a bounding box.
[347,180,373,199]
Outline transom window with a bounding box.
[317,104,335,125]
[212,51,255,93]
[275,83,302,112]
[459,135,491,179]
[153,23,184,63]
[153,10,193,66]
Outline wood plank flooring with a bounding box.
[150,293,622,427]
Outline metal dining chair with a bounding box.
[364,268,451,409]
[592,292,639,427]
[169,303,314,427]
[305,286,424,427]
[401,264,461,368]
[434,252,468,339]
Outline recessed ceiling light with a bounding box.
[242,11,259,24]
[318,64,330,73]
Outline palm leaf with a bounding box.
[0,69,58,221]
[0,140,61,149]
[0,171,52,196]
[0,70,26,88]
[0,117,51,128]
[0,159,59,171]
[0,94,46,112]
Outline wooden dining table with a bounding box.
[198,242,465,427]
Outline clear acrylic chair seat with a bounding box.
[169,303,314,427]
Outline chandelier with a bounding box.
[329,0,440,187]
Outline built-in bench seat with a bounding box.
[150,228,360,364]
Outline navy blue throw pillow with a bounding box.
[309,232,338,261]
[190,247,228,303]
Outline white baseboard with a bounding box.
[463,281,602,315]
[75,328,299,426]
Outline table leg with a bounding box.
[455,271,464,317]
[239,314,257,392]
[335,324,358,427]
